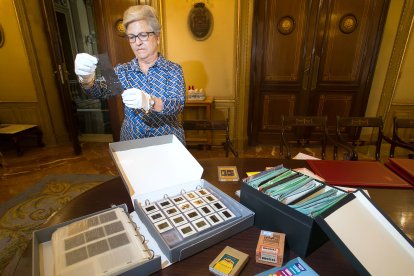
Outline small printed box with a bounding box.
[209,246,249,276]
[255,230,285,267]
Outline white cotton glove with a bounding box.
[122,88,151,111]
[74,53,98,83]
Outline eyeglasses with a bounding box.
[126,32,156,43]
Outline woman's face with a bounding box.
[126,20,159,62]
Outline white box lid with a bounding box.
[316,190,414,275]
[109,135,203,199]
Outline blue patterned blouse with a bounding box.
[84,54,186,145]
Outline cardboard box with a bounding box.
[209,246,249,276]
[32,204,161,276]
[241,165,334,257]
[109,135,254,264]
[241,166,414,274]
[255,230,285,267]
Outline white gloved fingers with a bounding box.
[122,88,143,109]
[141,91,151,112]
[121,88,151,110]
[74,53,98,76]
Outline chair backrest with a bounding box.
[182,119,238,157]
[182,120,228,131]
[389,117,414,158]
[280,115,327,159]
[335,116,384,161]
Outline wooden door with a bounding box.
[93,0,139,141]
[40,0,81,154]
[248,0,389,145]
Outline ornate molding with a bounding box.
[234,0,254,148]
[155,0,167,56]
[12,0,58,144]
[377,0,414,120]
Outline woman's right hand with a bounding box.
[74,53,98,84]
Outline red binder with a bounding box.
[385,158,414,185]
[307,160,413,189]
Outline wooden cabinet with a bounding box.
[249,0,390,145]
[182,96,214,145]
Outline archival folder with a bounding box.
[307,160,412,189]
[385,158,414,185]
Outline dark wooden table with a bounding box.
[16,158,414,275]
[0,124,44,156]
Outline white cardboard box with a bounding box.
[109,135,255,264]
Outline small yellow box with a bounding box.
[255,230,285,267]
[209,246,249,276]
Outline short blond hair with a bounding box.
[123,5,161,34]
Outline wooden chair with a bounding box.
[333,116,384,161]
[280,115,329,159]
[387,117,414,159]
[182,119,238,157]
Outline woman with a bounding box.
[74,5,186,144]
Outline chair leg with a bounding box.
[225,138,238,157]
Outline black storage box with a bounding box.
[240,165,352,256]
[240,165,414,275]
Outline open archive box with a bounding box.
[240,165,414,275]
[32,204,161,276]
[109,135,254,265]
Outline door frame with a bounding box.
[40,0,81,154]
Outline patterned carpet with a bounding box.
[0,174,115,275]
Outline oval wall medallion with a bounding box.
[277,16,295,35]
[115,19,126,37]
[188,2,213,41]
[0,24,4,48]
[339,14,358,34]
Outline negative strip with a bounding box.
[177,202,194,212]
[157,198,173,209]
[206,213,224,226]
[211,201,226,212]
[177,223,197,238]
[170,213,188,227]
[154,219,173,233]
[195,188,211,197]
[183,209,202,221]
[198,204,215,216]
[171,194,187,205]
[218,209,236,221]
[142,203,159,214]
[183,191,199,201]
[190,197,207,208]
[163,206,180,217]
[192,217,211,232]
[148,211,166,223]
[203,194,218,203]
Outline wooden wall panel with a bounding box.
[0,104,42,125]
[262,94,296,130]
[0,103,57,144]
[263,0,307,82]
[316,94,353,129]
[321,0,372,82]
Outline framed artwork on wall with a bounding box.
[188,2,213,41]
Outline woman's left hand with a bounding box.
[122,88,151,111]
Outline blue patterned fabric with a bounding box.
[84,54,186,144]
